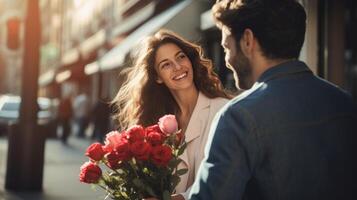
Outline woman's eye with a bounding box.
[162,63,170,68]
[177,54,186,59]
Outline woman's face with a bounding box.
[154,43,194,91]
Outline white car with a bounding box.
[0,95,58,137]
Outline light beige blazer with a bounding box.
[175,92,228,199]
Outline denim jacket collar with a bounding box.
[257,60,312,83]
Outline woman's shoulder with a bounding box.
[199,92,229,110]
[211,96,229,105]
[209,96,229,112]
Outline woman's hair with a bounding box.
[113,29,230,129]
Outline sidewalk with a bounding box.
[0,136,106,200]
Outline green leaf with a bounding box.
[170,175,181,190]
[176,168,188,176]
[132,178,143,187]
[168,159,181,169]
[132,178,157,198]
[177,142,187,156]
[144,186,156,198]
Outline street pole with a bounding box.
[5,0,45,191]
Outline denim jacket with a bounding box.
[189,60,357,200]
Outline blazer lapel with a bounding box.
[180,92,210,167]
[176,93,212,193]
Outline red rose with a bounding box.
[158,115,178,135]
[106,151,122,169]
[147,131,163,146]
[146,124,163,135]
[127,125,146,143]
[151,145,172,166]
[115,137,131,161]
[130,141,152,161]
[85,143,105,161]
[79,161,102,183]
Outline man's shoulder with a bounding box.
[221,76,356,123]
[225,83,269,110]
[218,82,285,124]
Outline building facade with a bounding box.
[0,0,26,95]
[2,0,351,106]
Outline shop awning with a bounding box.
[109,1,156,39]
[61,48,80,66]
[85,0,193,74]
[79,29,106,59]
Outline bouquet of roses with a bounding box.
[79,115,187,200]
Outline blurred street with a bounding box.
[0,136,106,200]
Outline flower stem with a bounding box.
[129,158,140,178]
[97,183,115,199]
[103,160,121,175]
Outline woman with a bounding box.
[113,29,231,200]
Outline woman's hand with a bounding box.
[171,194,185,200]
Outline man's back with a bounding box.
[190,61,357,200]
[238,61,357,199]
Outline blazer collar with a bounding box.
[180,92,211,168]
[184,92,210,143]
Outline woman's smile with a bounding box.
[173,71,188,81]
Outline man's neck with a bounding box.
[252,58,295,83]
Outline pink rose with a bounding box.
[85,143,105,161]
[79,161,102,183]
[158,115,178,135]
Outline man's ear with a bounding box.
[240,28,255,57]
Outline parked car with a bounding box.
[0,95,58,137]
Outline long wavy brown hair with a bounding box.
[113,29,231,130]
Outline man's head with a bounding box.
[213,0,306,89]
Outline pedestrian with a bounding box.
[190,0,357,200]
[112,29,231,200]
[58,96,73,144]
[73,91,90,138]
[91,99,111,142]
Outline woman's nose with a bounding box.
[173,61,182,70]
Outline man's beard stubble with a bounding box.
[228,50,253,90]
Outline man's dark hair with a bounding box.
[213,0,306,60]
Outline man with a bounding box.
[58,96,73,144]
[189,0,357,199]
